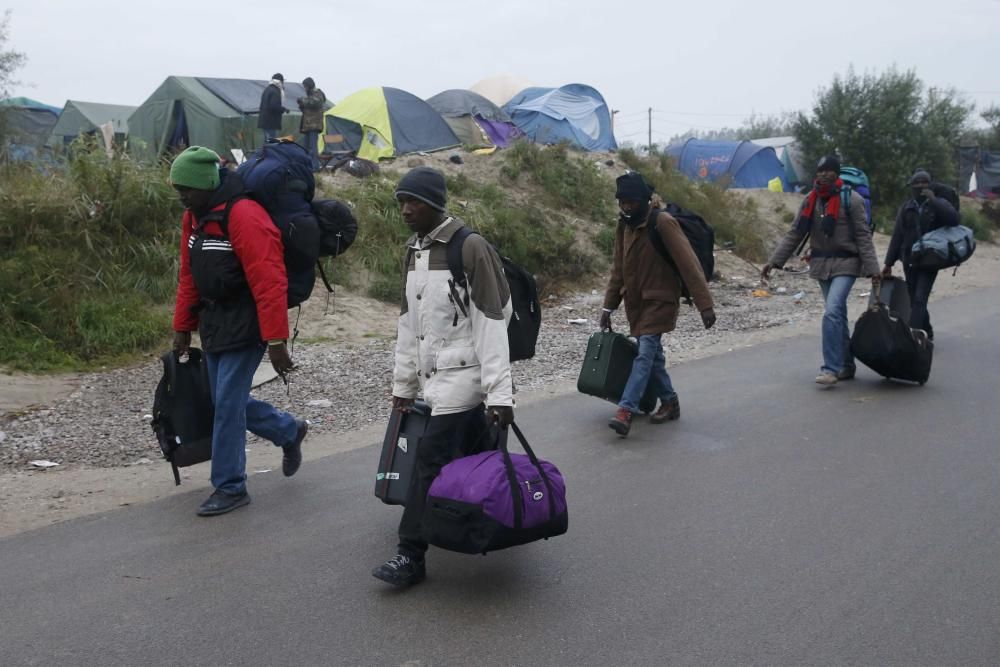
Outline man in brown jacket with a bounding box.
[600,172,716,437]
[761,155,880,385]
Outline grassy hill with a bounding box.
[0,142,779,372]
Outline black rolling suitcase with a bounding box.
[576,330,657,413]
[868,276,910,323]
[851,291,933,385]
[375,400,431,505]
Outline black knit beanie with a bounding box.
[908,169,931,185]
[395,167,447,211]
[615,171,653,201]
[816,155,841,174]
[271,73,284,82]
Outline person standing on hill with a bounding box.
[297,77,326,171]
[762,155,880,386]
[372,167,515,588]
[881,169,960,341]
[600,171,716,438]
[258,73,286,142]
[170,146,308,517]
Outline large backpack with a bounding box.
[150,348,214,486]
[211,139,358,307]
[645,203,715,304]
[931,182,961,212]
[839,166,874,230]
[445,226,542,362]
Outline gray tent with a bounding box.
[425,89,522,148]
[127,76,308,161]
[49,100,136,147]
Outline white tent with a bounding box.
[470,75,536,108]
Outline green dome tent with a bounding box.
[321,87,459,161]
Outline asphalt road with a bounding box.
[2,289,999,666]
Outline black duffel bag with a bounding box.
[850,295,933,385]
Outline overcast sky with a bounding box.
[5,0,999,146]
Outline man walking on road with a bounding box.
[762,155,880,385]
[171,146,308,517]
[601,172,716,438]
[882,169,960,340]
[372,167,514,588]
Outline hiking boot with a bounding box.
[608,407,632,437]
[650,395,680,424]
[815,372,838,386]
[282,419,309,477]
[196,488,250,517]
[836,366,856,381]
[372,554,426,587]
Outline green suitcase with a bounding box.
[576,331,658,413]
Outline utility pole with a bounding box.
[648,107,652,153]
[610,109,619,135]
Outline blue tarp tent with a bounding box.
[666,139,788,190]
[503,84,617,151]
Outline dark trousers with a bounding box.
[903,265,938,338]
[398,404,488,559]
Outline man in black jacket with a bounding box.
[882,169,960,340]
[258,73,286,142]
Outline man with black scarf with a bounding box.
[762,155,880,386]
[882,169,960,340]
[600,172,715,438]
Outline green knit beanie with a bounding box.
[170,146,221,190]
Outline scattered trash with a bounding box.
[449,154,464,164]
[29,460,60,469]
[776,287,787,294]
[567,318,589,325]
[253,469,272,474]
[307,399,334,408]
[142,414,153,421]
[591,289,598,295]
[130,458,152,466]
[793,291,805,302]
[751,289,771,298]
[732,275,746,281]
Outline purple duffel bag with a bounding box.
[421,423,568,554]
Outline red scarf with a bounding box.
[802,178,843,221]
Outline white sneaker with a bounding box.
[815,372,838,386]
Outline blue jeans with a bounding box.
[301,130,320,170]
[204,343,298,493]
[262,128,278,142]
[619,334,676,413]
[818,275,856,374]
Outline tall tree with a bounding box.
[0,11,27,145]
[794,67,973,208]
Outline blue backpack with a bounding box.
[839,166,873,230]
[233,140,320,307]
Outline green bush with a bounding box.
[618,149,770,261]
[962,208,995,242]
[500,142,616,221]
[0,144,180,370]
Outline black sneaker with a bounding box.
[196,488,250,517]
[372,553,426,587]
[282,419,309,477]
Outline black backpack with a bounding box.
[931,182,961,213]
[445,226,542,362]
[150,348,214,485]
[644,204,715,303]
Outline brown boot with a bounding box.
[608,407,632,437]
[650,395,680,424]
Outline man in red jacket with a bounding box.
[170,146,308,516]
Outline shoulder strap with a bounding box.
[446,225,475,287]
[198,195,246,237]
[645,207,676,269]
[840,186,857,241]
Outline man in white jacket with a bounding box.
[373,167,515,588]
